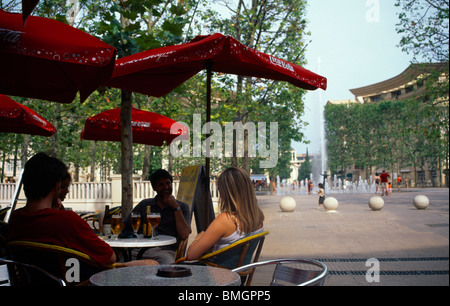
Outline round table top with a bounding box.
[104,235,177,248]
[90,265,241,286]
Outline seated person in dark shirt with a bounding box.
[123,169,191,264]
[7,152,116,266]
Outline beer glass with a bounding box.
[111,214,122,240]
[147,212,161,240]
[131,212,141,237]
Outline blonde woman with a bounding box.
[186,167,265,261]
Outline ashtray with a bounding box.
[156,266,192,278]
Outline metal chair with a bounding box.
[232,258,328,286]
[176,231,269,285]
[0,221,7,258]
[81,206,121,234]
[0,258,66,286]
[7,241,115,286]
[174,238,188,262]
[0,207,10,222]
[134,237,189,262]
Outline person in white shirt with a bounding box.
[186,167,265,260]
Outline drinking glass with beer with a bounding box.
[111,214,122,240]
[131,212,141,237]
[147,212,161,240]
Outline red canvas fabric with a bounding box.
[0,10,116,103]
[0,94,55,136]
[81,107,188,146]
[104,33,327,97]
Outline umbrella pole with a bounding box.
[205,62,212,229]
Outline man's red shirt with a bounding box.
[7,208,113,266]
[380,172,390,183]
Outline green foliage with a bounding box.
[298,151,312,181]
[84,0,191,56]
[394,0,449,185]
[395,0,449,63]
[1,0,315,181]
[194,0,310,178]
[324,98,448,180]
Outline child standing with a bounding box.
[317,183,325,210]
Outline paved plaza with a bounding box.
[2,188,448,286]
[250,188,449,286]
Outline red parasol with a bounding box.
[0,10,116,104]
[81,107,188,146]
[103,33,327,228]
[0,94,55,136]
[104,33,326,97]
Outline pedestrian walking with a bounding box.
[380,170,390,196]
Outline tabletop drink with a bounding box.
[144,206,151,238]
[148,214,161,227]
[102,205,112,237]
[111,214,122,240]
[131,212,141,236]
[147,212,161,239]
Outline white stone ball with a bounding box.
[369,196,384,211]
[323,197,338,211]
[413,195,429,210]
[280,196,296,212]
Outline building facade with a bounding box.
[328,63,448,187]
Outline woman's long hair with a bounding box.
[217,167,264,233]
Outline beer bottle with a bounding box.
[102,205,112,237]
[144,205,152,238]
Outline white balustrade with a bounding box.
[0,183,15,206]
[0,179,218,213]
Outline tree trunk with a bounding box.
[21,134,30,169]
[242,128,250,174]
[121,90,133,219]
[142,146,151,180]
[90,141,96,182]
[51,104,60,158]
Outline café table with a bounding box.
[104,235,177,261]
[89,264,241,286]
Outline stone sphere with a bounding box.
[323,197,338,212]
[369,196,384,211]
[280,196,296,212]
[413,195,429,210]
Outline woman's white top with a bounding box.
[213,215,264,251]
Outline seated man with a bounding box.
[6,153,156,269]
[123,169,191,264]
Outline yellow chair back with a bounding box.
[7,240,115,286]
[177,231,269,285]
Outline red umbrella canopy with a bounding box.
[104,33,327,97]
[81,108,188,146]
[0,94,55,136]
[0,10,116,103]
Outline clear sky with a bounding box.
[292,0,413,155]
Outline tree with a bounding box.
[0,0,195,217]
[396,0,449,186]
[396,0,449,63]
[324,103,352,176]
[298,149,312,182]
[324,98,447,186]
[84,0,194,218]
[195,0,311,176]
